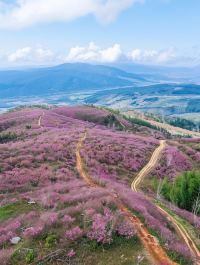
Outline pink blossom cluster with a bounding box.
[149,146,193,181]
[66,226,82,241]
[117,220,136,239]
[0,221,21,247]
[67,249,76,258]
[87,208,136,244]
[177,142,200,164]
[163,201,200,228]
[22,226,43,238]
[40,212,76,228]
[164,242,192,261]
[0,248,14,264]
[53,105,108,125]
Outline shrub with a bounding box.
[66,226,82,242]
[26,251,34,263]
[45,235,59,248]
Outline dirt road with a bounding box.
[131,140,166,192]
[76,132,179,265]
[75,132,98,188]
[124,110,200,138]
[90,106,200,263]
[38,112,44,128]
[131,140,200,264]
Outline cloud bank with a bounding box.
[6,45,55,62]
[0,0,143,29]
[65,43,194,64]
[0,42,197,65]
[66,43,125,63]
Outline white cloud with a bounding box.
[0,43,197,65]
[99,44,124,62]
[7,47,32,62]
[67,45,88,61]
[65,42,124,63]
[88,42,100,51]
[7,45,54,62]
[128,46,187,64]
[0,0,143,29]
[36,46,54,61]
[65,43,188,64]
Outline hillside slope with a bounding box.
[0,64,148,98]
[0,105,198,265]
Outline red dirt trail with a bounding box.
[76,132,179,265]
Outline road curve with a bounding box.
[131,140,166,193]
[75,132,179,265]
[93,106,200,263]
[131,140,200,264]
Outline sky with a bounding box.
[0,0,199,68]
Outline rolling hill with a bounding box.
[0,63,148,98]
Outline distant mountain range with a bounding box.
[0,62,200,116]
[0,63,149,98]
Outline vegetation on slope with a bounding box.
[0,105,198,264]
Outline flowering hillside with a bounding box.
[81,129,159,185]
[53,105,108,125]
[149,145,194,182]
[0,106,194,264]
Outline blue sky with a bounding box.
[0,0,199,67]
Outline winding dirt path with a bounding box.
[75,132,179,265]
[84,106,200,263]
[107,108,200,263]
[131,140,166,192]
[76,132,98,188]
[38,111,44,128]
[131,140,200,264]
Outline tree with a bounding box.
[188,176,199,211]
[157,178,164,202]
[192,188,200,230]
[180,174,188,210]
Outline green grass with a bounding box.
[9,232,150,265]
[0,201,41,223]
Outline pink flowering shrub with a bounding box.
[177,142,200,165]
[67,249,76,258]
[22,226,43,238]
[0,248,14,264]
[66,226,82,242]
[118,220,136,239]
[87,208,136,244]
[0,221,21,247]
[165,242,192,262]
[62,215,75,225]
[149,146,193,182]
[163,201,200,228]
